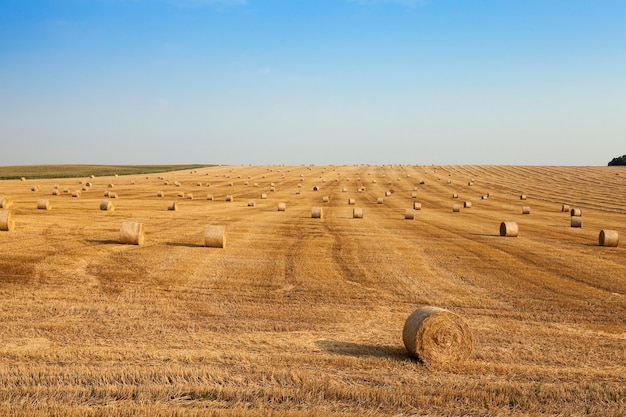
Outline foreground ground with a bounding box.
[0,164,624,416]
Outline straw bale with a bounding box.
[37,199,51,210]
[120,222,144,245]
[500,221,519,237]
[377,197,384,204]
[405,209,415,220]
[207,194,213,201]
[402,306,473,367]
[0,197,13,209]
[348,198,356,205]
[520,194,527,200]
[247,199,255,207]
[570,208,582,217]
[561,204,570,212]
[522,206,531,214]
[72,190,81,197]
[463,201,472,208]
[311,207,323,218]
[352,208,363,219]
[100,201,114,211]
[261,193,267,199]
[452,193,458,199]
[599,230,619,247]
[452,204,461,212]
[277,202,286,211]
[571,216,582,228]
[322,196,330,203]
[109,192,117,199]
[168,201,178,211]
[413,202,422,210]
[204,225,226,248]
[0,210,15,231]
[186,193,194,200]
[226,195,234,202]
[157,191,164,197]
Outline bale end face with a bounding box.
[402,307,473,367]
[120,222,144,245]
[599,230,619,247]
[204,225,226,248]
[500,221,519,237]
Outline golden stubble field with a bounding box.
[0,164,624,417]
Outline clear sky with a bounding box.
[1,0,625,166]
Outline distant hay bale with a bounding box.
[277,202,286,211]
[313,186,319,191]
[52,188,60,196]
[109,192,117,199]
[311,207,323,218]
[168,201,178,211]
[197,182,202,187]
[186,193,194,200]
[0,210,14,231]
[119,221,144,245]
[342,187,347,192]
[247,199,255,207]
[204,225,226,248]
[413,202,422,210]
[571,216,582,228]
[20,177,25,182]
[0,197,13,209]
[452,193,458,199]
[352,207,363,219]
[402,306,473,367]
[520,194,527,200]
[207,194,214,201]
[31,185,40,192]
[570,208,582,217]
[72,190,81,198]
[63,188,69,194]
[269,186,275,192]
[85,182,92,187]
[481,195,488,200]
[412,186,418,191]
[100,201,114,211]
[225,195,234,202]
[296,189,301,194]
[174,181,181,187]
[157,191,164,197]
[37,199,51,210]
[228,182,234,187]
[82,186,88,191]
[522,206,531,214]
[377,197,384,204]
[348,198,356,205]
[599,230,619,247]
[463,201,472,208]
[452,204,461,212]
[500,221,519,237]
[468,181,473,186]
[405,209,415,220]
[261,193,267,199]
[322,196,330,203]
[385,191,391,196]
[411,191,417,198]
[561,204,570,212]
[419,180,425,185]
[177,192,185,198]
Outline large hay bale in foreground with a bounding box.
[402,306,473,367]
[599,230,619,247]
[0,210,14,231]
[500,221,519,237]
[204,225,226,248]
[119,222,144,245]
[37,199,51,210]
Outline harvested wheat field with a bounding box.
[0,164,625,416]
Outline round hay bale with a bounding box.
[157,191,164,197]
[109,192,117,199]
[561,204,570,212]
[322,196,330,203]
[467,181,473,186]
[100,201,114,211]
[63,188,69,194]
[186,193,194,200]
[522,206,531,215]
[311,207,323,218]
[481,195,488,200]
[261,193,267,199]
[204,225,226,248]
[177,192,184,198]
[463,201,472,208]
[352,207,363,219]
[342,187,347,192]
[599,230,619,247]
[168,201,178,211]
[31,185,40,192]
[277,202,286,211]
[37,199,51,210]
[52,189,60,196]
[247,199,255,207]
[197,182,202,187]
[104,191,110,197]
[385,191,391,197]
[348,198,356,205]
[402,306,473,367]
[411,191,417,198]
[108,184,114,188]
[226,195,234,202]
[377,197,384,204]
[452,204,461,213]
[413,202,422,210]
[0,197,13,209]
[313,186,319,191]
[571,216,582,228]
[500,221,519,237]
[207,194,213,201]
[452,193,458,199]
[72,190,81,198]
[119,221,144,245]
[570,208,582,217]
[520,194,527,200]
[405,209,415,220]
[0,210,15,231]
[269,186,275,192]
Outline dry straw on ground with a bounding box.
[599,230,619,247]
[402,306,473,367]
[204,225,226,248]
[0,210,14,231]
[500,221,519,237]
[37,199,51,210]
[119,221,144,245]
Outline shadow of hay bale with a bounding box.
[315,340,408,361]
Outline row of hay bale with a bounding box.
[119,222,226,248]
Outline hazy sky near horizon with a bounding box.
[1,0,625,166]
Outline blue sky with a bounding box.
[1,0,625,166]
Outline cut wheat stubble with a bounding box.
[402,306,473,368]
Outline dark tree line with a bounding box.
[608,155,626,166]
